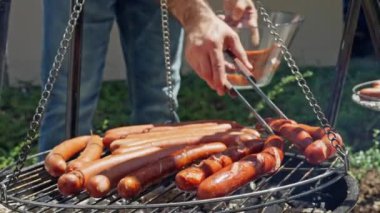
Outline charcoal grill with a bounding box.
[0,0,359,212]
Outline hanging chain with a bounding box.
[255,1,349,169]
[4,0,85,188]
[160,0,176,120]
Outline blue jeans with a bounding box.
[39,0,184,151]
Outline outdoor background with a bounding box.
[0,0,379,212]
[7,0,343,85]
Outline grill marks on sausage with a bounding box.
[116,142,228,198]
[175,139,264,191]
[266,118,344,165]
[196,135,285,199]
[46,119,344,199]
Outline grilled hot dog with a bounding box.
[57,146,181,195]
[44,135,92,177]
[196,135,284,199]
[115,142,228,199]
[175,139,264,191]
[66,135,104,172]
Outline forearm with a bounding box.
[168,0,215,31]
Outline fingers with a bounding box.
[224,0,254,22]
[210,48,227,96]
[232,0,252,22]
[246,4,259,46]
[250,28,260,47]
[199,54,215,90]
[226,33,253,70]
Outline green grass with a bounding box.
[0,57,379,169]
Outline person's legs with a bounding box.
[115,0,184,124]
[39,0,116,151]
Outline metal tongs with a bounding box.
[224,51,288,135]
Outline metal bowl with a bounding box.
[352,80,380,111]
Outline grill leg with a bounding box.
[66,0,84,138]
[327,0,361,126]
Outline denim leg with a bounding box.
[115,0,184,124]
[39,0,116,151]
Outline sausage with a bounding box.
[296,124,326,140]
[255,118,297,134]
[304,134,344,165]
[196,136,284,199]
[175,160,224,191]
[44,135,92,177]
[89,142,227,198]
[104,122,230,147]
[175,139,265,191]
[66,135,104,172]
[109,123,236,150]
[268,118,297,133]
[103,120,243,147]
[112,132,258,154]
[297,124,343,144]
[103,124,155,147]
[278,123,313,152]
[359,87,380,100]
[373,81,380,88]
[57,146,181,195]
[240,128,261,138]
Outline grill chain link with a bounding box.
[160,0,176,121]
[2,0,85,190]
[255,1,348,168]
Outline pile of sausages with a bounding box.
[44,118,344,200]
[358,80,380,101]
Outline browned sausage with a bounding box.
[196,136,284,199]
[57,146,182,195]
[255,118,297,134]
[109,124,237,151]
[268,118,297,133]
[279,123,313,152]
[175,139,265,191]
[44,135,92,177]
[304,134,344,165]
[359,87,380,100]
[89,142,227,198]
[66,135,104,172]
[296,124,343,144]
[296,124,326,140]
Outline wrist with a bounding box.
[168,0,216,31]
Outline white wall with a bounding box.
[6,0,343,86]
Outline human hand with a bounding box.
[168,0,253,95]
[223,0,259,46]
[184,14,252,96]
